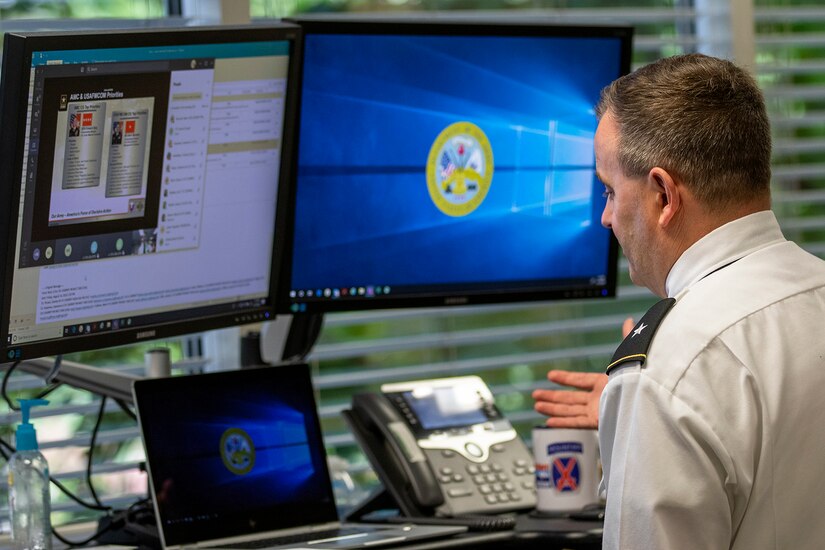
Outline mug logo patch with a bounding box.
[552,457,580,492]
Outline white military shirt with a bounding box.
[599,210,825,549]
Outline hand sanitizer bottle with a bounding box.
[7,399,52,550]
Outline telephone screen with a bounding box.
[402,386,488,430]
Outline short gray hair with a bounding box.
[596,53,771,209]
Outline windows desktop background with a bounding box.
[137,367,334,543]
[292,32,624,291]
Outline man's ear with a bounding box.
[648,167,680,227]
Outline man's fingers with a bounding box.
[532,389,589,405]
[534,401,588,418]
[544,416,599,429]
[546,369,603,390]
[622,316,635,339]
[536,370,605,431]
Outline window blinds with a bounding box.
[4,0,825,530]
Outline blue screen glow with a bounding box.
[289,31,625,306]
[136,366,334,544]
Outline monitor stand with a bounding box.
[260,313,324,363]
[17,357,139,404]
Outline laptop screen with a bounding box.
[134,364,339,547]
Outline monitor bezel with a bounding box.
[0,24,303,362]
[278,16,631,314]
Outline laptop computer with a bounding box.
[132,363,466,550]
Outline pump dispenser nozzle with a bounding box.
[16,399,49,452]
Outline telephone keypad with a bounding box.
[427,447,537,515]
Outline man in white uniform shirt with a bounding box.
[533,53,825,549]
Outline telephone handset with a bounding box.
[349,392,445,510]
[346,376,536,518]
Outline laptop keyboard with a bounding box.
[208,526,367,549]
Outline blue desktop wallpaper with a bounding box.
[291,33,623,291]
[140,372,331,528]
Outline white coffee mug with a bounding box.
[532,426,601,513]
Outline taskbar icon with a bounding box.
[63,317,133,337]
[289,285,392,301]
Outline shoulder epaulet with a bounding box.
[605,298,676,375]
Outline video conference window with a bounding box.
[28,70,168,247]
[42,73,166,231]
[6,41,290,352]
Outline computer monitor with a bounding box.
[0,24,302,362]
[280,17,631,314]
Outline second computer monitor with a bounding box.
[282,17,631,313]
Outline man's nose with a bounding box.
[601,205,612,229]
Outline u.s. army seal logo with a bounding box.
[220,427,255,475]
[426,122,493,217]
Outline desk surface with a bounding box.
[24,513,602,550]
[314,515,603,550]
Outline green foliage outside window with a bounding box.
[0,0,164,20]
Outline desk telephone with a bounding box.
[346,376,536,518]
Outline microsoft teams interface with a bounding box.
[6,40,290,357]
[287,31,624,311]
